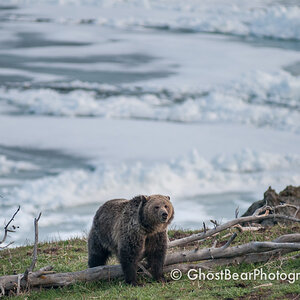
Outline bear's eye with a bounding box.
[155,206,159,209]
[165,205,168,209]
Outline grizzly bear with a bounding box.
[88,194,174,285]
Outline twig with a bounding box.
[253,204,300,217]
[221,233,237,250]
[235,206,239,219]
[210,220,219,228]
[212,240,218,248]
[0,206,20,246]
[137,263,152,278]
[274,203,299,211]
[253,205,270,216]
[253,283,272,289]
[294,207,300,218]
[30,266,54,279]
[233,224,262,232]
[0,242,14,250]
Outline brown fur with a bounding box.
[88,194,174,285]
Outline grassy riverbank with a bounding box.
[1,224,299,299]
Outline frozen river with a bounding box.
[0,0,300,245]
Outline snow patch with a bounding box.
[2,70,300,132]
[4,1,300,40]
[4,149,300,211]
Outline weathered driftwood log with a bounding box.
[0,265,123,293]
[164,248,299,272]
[168,213,300,248]
[165,241,300,266]
[1,233,299,295]
[166,234,300,271]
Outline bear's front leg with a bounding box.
[119,234,145,286]
[145,231,167,281]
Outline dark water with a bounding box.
[0,144,91,185]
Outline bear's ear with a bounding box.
[140,195,150,202]
[134,195,149,203]
[132,195,149,208]
[166,196,170,201]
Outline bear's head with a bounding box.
[139,194,174,231]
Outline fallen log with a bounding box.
[163,248,293,272]
[168,213,300,248]
[165,241,300,266]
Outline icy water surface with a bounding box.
[0,0,300,245]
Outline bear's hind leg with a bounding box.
[88,235,111,268]
[88,247,110,268]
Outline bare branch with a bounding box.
[0,206,20,248]
[23,212,42,289]
[235,206,239,219]
[30,266,54,279]
[221,233,237,250]
[233,224,262,232]
[212,240,218,248]
[253,204,300,217]
[28,212,42,272]
[253,205,270,216]
[137,263,152,278]
[0,242,14,250]
[210,220,219,228]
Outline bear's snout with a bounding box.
[160,210,168,222]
